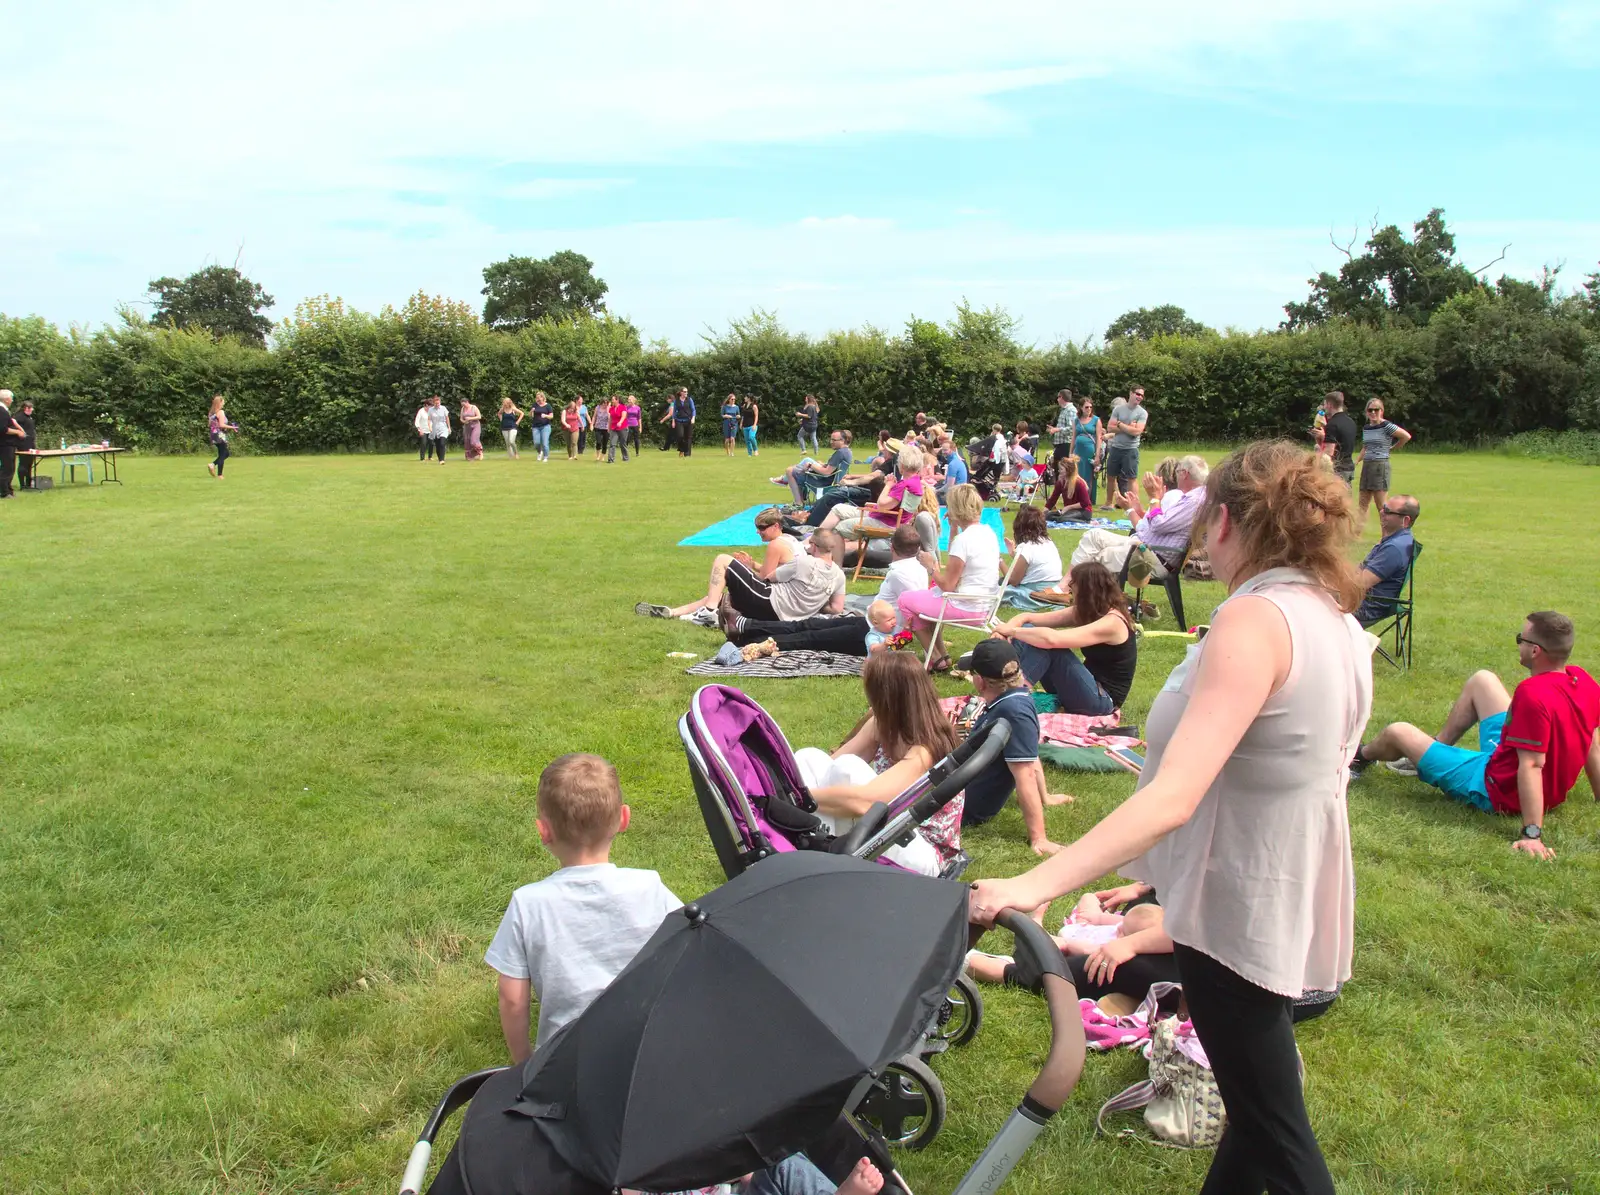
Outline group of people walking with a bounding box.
[411,393,651,463]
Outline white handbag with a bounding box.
[1095,984,1226,1149]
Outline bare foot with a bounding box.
[1043,791,1075,807]
[1031,838,1064,857]
[836,1157,884,1195]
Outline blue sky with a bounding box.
[2,0,1596,348]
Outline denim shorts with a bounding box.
[1416,712,1506,813]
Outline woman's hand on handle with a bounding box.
[968,877,1041,930]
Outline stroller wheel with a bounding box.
[928,973,983,1050]
[850,1054,947,1152]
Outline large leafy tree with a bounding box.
[481,250,608,329]
[147,265,275,347]
[1283,208,1492,330]
[1105,304,1215,341]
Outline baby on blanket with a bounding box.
[1053,891,1163,953]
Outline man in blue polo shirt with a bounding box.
[955,639,1067,856]
[1356,494,1418,625]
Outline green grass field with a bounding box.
[3,445,1597,1195]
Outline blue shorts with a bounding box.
[1416,712,1506,813]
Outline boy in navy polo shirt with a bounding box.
[955,639,1069,856]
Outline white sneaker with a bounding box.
[1383,759,1419,777]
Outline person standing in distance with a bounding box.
[1355,398,1411,534]
[13,398,37,490]
[741,394,760,456]
[721,393,741,457]
[796,394,821,456]
[669,386,696,457]
[1045,388,1078,467]
[1316,391,1360,488]
[0,390,23,498]
[425,394,451,463]
[207,394,240,477]
[499,397,523,458]
[1103,385,1148,508]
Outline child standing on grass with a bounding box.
[484,753,682,1061]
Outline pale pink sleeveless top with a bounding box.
[1127,568,1374,996]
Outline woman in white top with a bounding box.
[971,441,1372,1195]
[898,484,1001,672]
[1001,504,1063,590]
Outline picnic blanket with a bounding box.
[1002,585,1058,611]
[939,696,1127,746]
[679,503,1007,548]
[1046,515,1132,532]
[686,650,866,678]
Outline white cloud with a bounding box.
[1,0,1592,338]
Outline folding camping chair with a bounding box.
[1368,541,1421,669]
[922,589,1006,671]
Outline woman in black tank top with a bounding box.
[990,561,1138,715]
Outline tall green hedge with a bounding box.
[3,289,1595,453]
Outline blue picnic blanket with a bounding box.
[679,504,1007,549]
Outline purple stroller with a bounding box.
[679,683,1011,883]
[678,683,1013,1150]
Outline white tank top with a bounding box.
[1127,568,1375,996]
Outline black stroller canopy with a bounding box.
[511,851,970,1192]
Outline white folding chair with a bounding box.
[922,589,1006,670]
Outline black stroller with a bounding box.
[401,852,1085,1195]
[679,683,1011,1150]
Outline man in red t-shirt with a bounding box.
[1355,611,1600,861]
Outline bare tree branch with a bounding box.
[1470,243,1511,277]
[1329,227,1358,260]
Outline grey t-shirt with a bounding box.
[1110,402,1148,449]
[485,863,682,1047]
[770,553,847,620]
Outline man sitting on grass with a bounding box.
[717,530,847,622]
[1355,494,1418,625]
[1353,611,1600,861]
[774,429,854,505]
[638,507,797,621]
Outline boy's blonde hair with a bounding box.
[537,753,623,848]
[868,599,897,626]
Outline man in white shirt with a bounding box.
[1070,455,1209,582]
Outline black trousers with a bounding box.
[731,614,868,654]
[418,434,431,460]
[213,439,231,475]
[1174,944,1335,1195]
[17,448,34,488]
[432,437,447,461]
[676,422,693,455]
[805,487,872,526]
[0,446,14,497]
[724,559,778,620]
[577,428,588,454]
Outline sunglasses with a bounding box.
[1515,633,1547,651]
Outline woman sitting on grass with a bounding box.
[1044,456,1092,520]
[1002,505,1064,592]
[992,561,1137,716]
[793,652,965,876]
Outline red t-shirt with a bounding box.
[1483,666,1600,814]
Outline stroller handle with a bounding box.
[948,912,1084,1195]
[850,720,1010,863]
[917,718,1011,820]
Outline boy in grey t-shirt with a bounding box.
[1104,386,1148,507]
[485,753,681,1060]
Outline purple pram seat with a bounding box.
[679,683,1008,881]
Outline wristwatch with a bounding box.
[1520,824,1542,841]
